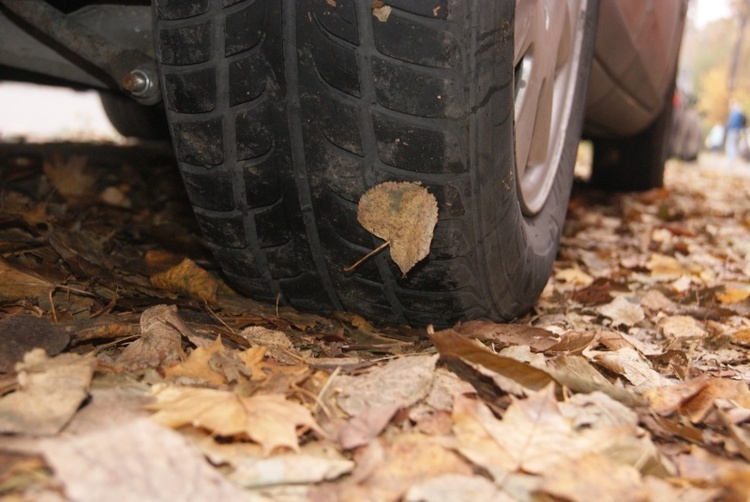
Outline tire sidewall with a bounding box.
[477,0,599,318]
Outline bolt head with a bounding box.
[122,70,152,96]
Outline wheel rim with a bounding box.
[514,0,586,215]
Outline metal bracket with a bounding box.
[0,0,161,105]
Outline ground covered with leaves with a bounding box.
[1,141,750,501]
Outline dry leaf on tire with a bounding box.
[354,181,438,275]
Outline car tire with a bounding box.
[153,0,599,325]
[590,87,675,191]
[99,92,170,140]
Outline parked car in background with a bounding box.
[0,0,688,325]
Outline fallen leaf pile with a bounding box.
[1,143,750,501]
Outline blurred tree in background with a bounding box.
[689,0,750,125]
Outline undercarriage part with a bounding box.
[0,0,160,105]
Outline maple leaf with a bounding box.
[453,385,667,479]
[149,386,322,455]
[352,181,438,275]
[164,336,228,386]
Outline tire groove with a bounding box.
[219,1,277,295]
[353,1,407,322]
[282,1,343,310]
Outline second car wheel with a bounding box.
[153,0,599,325]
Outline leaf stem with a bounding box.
[343,240,391,272]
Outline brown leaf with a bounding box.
[680,379,750,423]
[164,336,229,386]
[674,447,750,500]
[41,418,245,501]
[150,258,220,302]
[116,305,186,371]
[48,229,111,279]
[0,349,96,435]
[198,440,353,488]
[239,326,300,364]
[643,476,721,502]
[321,433,472,501]
[544,331,597,354]
[454,386,667,480]
[42,153,96,203]
[0,257,54,301]
[149,386,322,454]
[428,327,555,394]
[591,347,674,393]
[643,378,710,417]
[570,278,615,306]
[0,315,69,373]
[338,403,400,450]
[357,182,438,275]
[334,354,438,417]
[452,387,586,475]
[718,408,750,462]
[597,296,645,327]
[454,320,562,352]
[547,355,642,407]
[658,315,708,339]
[539,452,647,502]
[405,474,513,502]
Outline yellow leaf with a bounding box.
[150,258,219,302]
[717,289,750,304]
[555,267,594,287]
[356,181,438,275]
[647,253,687,279]
[149,386,322,455]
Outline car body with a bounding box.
[0,0,687,142]
[585,0,687,138]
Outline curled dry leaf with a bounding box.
[150,258,220,302]
[428,327,555,394]
[355,181,438,275]
[116,304,187,371]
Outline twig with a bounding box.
[344,240,390,272]
[49,289,58,323]
[312,365,341,418]
[205,302,236,335]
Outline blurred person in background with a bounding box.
[725,100,747,165]
[706,122,725,152]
